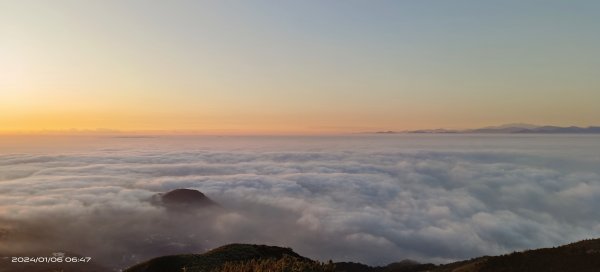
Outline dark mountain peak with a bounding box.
[163,189,210,204]
[151,188,218,210]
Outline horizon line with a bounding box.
[2,123,600,137]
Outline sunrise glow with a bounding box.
[2,1,599,134]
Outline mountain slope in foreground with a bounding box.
[125,238,600,272]
[434,238,600,272]
[124,244,325,272]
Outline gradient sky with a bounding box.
[1,0,599,134]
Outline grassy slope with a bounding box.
[433,239,600,272]
[124,244,309,272]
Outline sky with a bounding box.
[1,0,599,134]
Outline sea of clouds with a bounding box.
[1,135,600,269]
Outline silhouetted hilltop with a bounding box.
[151,188,218,210]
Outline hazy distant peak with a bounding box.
[485,123,540,129]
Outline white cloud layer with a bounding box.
[1,135,599,269]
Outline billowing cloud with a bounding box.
[1,135,600,269]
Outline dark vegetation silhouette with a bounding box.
[3,238,600,272]
[125,238,600,272]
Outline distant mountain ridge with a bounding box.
[466,124,600,134]
[375,124,600,134]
